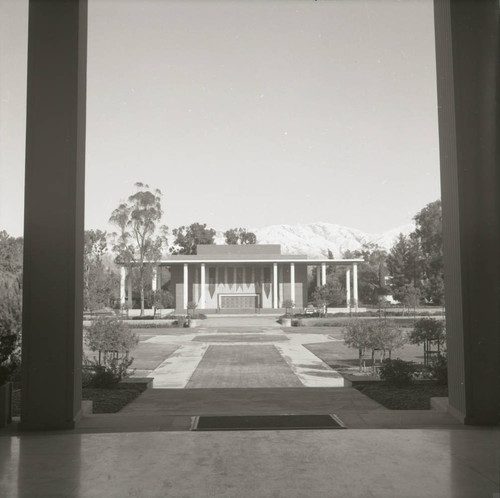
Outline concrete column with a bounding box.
[127,269,132,307]
[242,266,246,288]
[200,264,205,309]
[290,263,295,305]
[151,266,157,292]
[353,263,358,312]
[273,263,278,309]
[316,265,321,287]
[434,0,499,424]
[346,268,351,309]
[183,263,189,310]
[321,263,327,286]
[120,266,126,308]
[224,266,228,285]
[278,265,284,307]
[21,0,87,430]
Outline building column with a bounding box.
[346,268,351,309]
[290,262,295,305]
[151,265,157,293]
[127,269,132,307]
[316,265,321,287]
[200,263,206,309]
[434,0,499,424]
[120,266,126,308]
[273,263,278,309]
[183,263,189,310]
[321,263,327,286]
[224,266,228,285]
[353,263,358,312]
[21,0,87,430]
[278,265,284,307]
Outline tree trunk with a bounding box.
[359,348,362,372]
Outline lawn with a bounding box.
[12,382,147,416]
[354,381,448,410]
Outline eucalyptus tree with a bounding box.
[109,183,167,315]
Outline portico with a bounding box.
[118,244,362,313]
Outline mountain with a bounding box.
[215,222,414,258]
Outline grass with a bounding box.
[297,317,430,327]
[354,381,448,410]
[11,382,147,416]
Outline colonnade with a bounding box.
[119,262,359,311]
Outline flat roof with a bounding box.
[120,257,364,266]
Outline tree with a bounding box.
[343,319,372,371]
[0,231,23,279]
[413,200,444,304]
[410,318,446,366]
[0,278,22,384]
[386,234,412,292]
[170,223,216,255]
[343,243,390,305]
[0,231,23,384]
[110,183,167,315]
[224,227,257,245]
[369,320,407,362]
[83,230,118,312]
[311,278,344,315]
[343,319,406,373]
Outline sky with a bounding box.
[0,0,441,237]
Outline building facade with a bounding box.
[119,244,363,313]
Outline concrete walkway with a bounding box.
[78,317,465,433]
[140,323,344,388]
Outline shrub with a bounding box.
[84,358,134,388]
[282,299,294,318]
[427,354,448,384]
[84,317,138,385]
[379,358,416,386]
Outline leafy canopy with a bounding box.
[170,223,216,255]
[224,228,257,245]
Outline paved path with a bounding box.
[186,345,304,388]
[135,320,344,388]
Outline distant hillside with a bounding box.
[215,222,414,258]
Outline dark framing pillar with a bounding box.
[434,0,499,424]
[21,0,87,430]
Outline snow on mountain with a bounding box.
[215,222,414,258]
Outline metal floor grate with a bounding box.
[191,414,347,431]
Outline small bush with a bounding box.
[83,355,135,388]
[84,317,138,385]
[427,354,448,384]
[379,358,416,386]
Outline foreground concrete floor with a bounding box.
[76,387,464,433]
[1,429,498,497]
